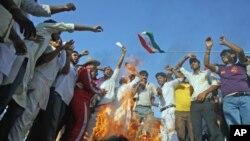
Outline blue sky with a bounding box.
[31,0,250,117]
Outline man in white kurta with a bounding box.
[27,51,83,141]
[0,0,75,113]
[8,22,75,110]
[0,22,76,141]
[0,0,75,87]
[0,0,53,106]
[8,39,68,141]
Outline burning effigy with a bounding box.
[88,95,161,141]
[87,62,162,141]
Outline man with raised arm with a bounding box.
[86,45,127,138]
[204,36,250,127]
[176,53,223,141]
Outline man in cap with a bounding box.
[64,57,107,141]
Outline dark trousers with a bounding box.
[0,58,27,114]
[214,103,229,141]
[58,107,72,141]
[191,101,224,141]
[0,99,25,141]
[26,90,67,141]
[175,111,194,141]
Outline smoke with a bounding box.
[120,54,143,77]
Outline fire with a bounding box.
[125,62,137,75]
[88,61,161,141]
[88,90,161,141]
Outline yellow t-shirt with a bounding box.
[175,83,192,111]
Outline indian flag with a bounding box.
[138,31,165,53]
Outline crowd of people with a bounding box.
[1,0,250,141]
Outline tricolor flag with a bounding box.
[138,31,165,53]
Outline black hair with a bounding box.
[51,33,61,41]
[189,58,200,64]
[139,70,148,76]
[72,50,79,54]
[220,49,235,56]
[104,66,112,71]
[155,72,167,78]
[43,19,57,23]
[220,49,237,62]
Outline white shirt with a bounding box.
[20,0,51,17]
[1,2,55,85]
[134,82,157,106]
[0,41,16,77]
[11,22,74,108]
[31,45,66,109]
[158,78,182,108]
[180,67,219,101]
[242,61,250,77]
[35,46,66,83]
[247,65,250,77]
[0,0,51,82]
[98,68,120,105]
[0,0,51,42]
[116,76,141,102]
[54,63,78,105]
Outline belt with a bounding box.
[192,98,211,103]
[136,105,151,108]
[160,104,175,112]
[230,91,250,97]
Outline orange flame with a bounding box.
[125,62,137,75]
[88,89,161,141]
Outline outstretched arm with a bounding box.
[21,1,76,17]
[79,50,89,59]
[204,37,217,72]
[116,46,127,69]
[74,25,103,32]
[220,36,247,63]
[50,3,76,14]
[43,23,103,34]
